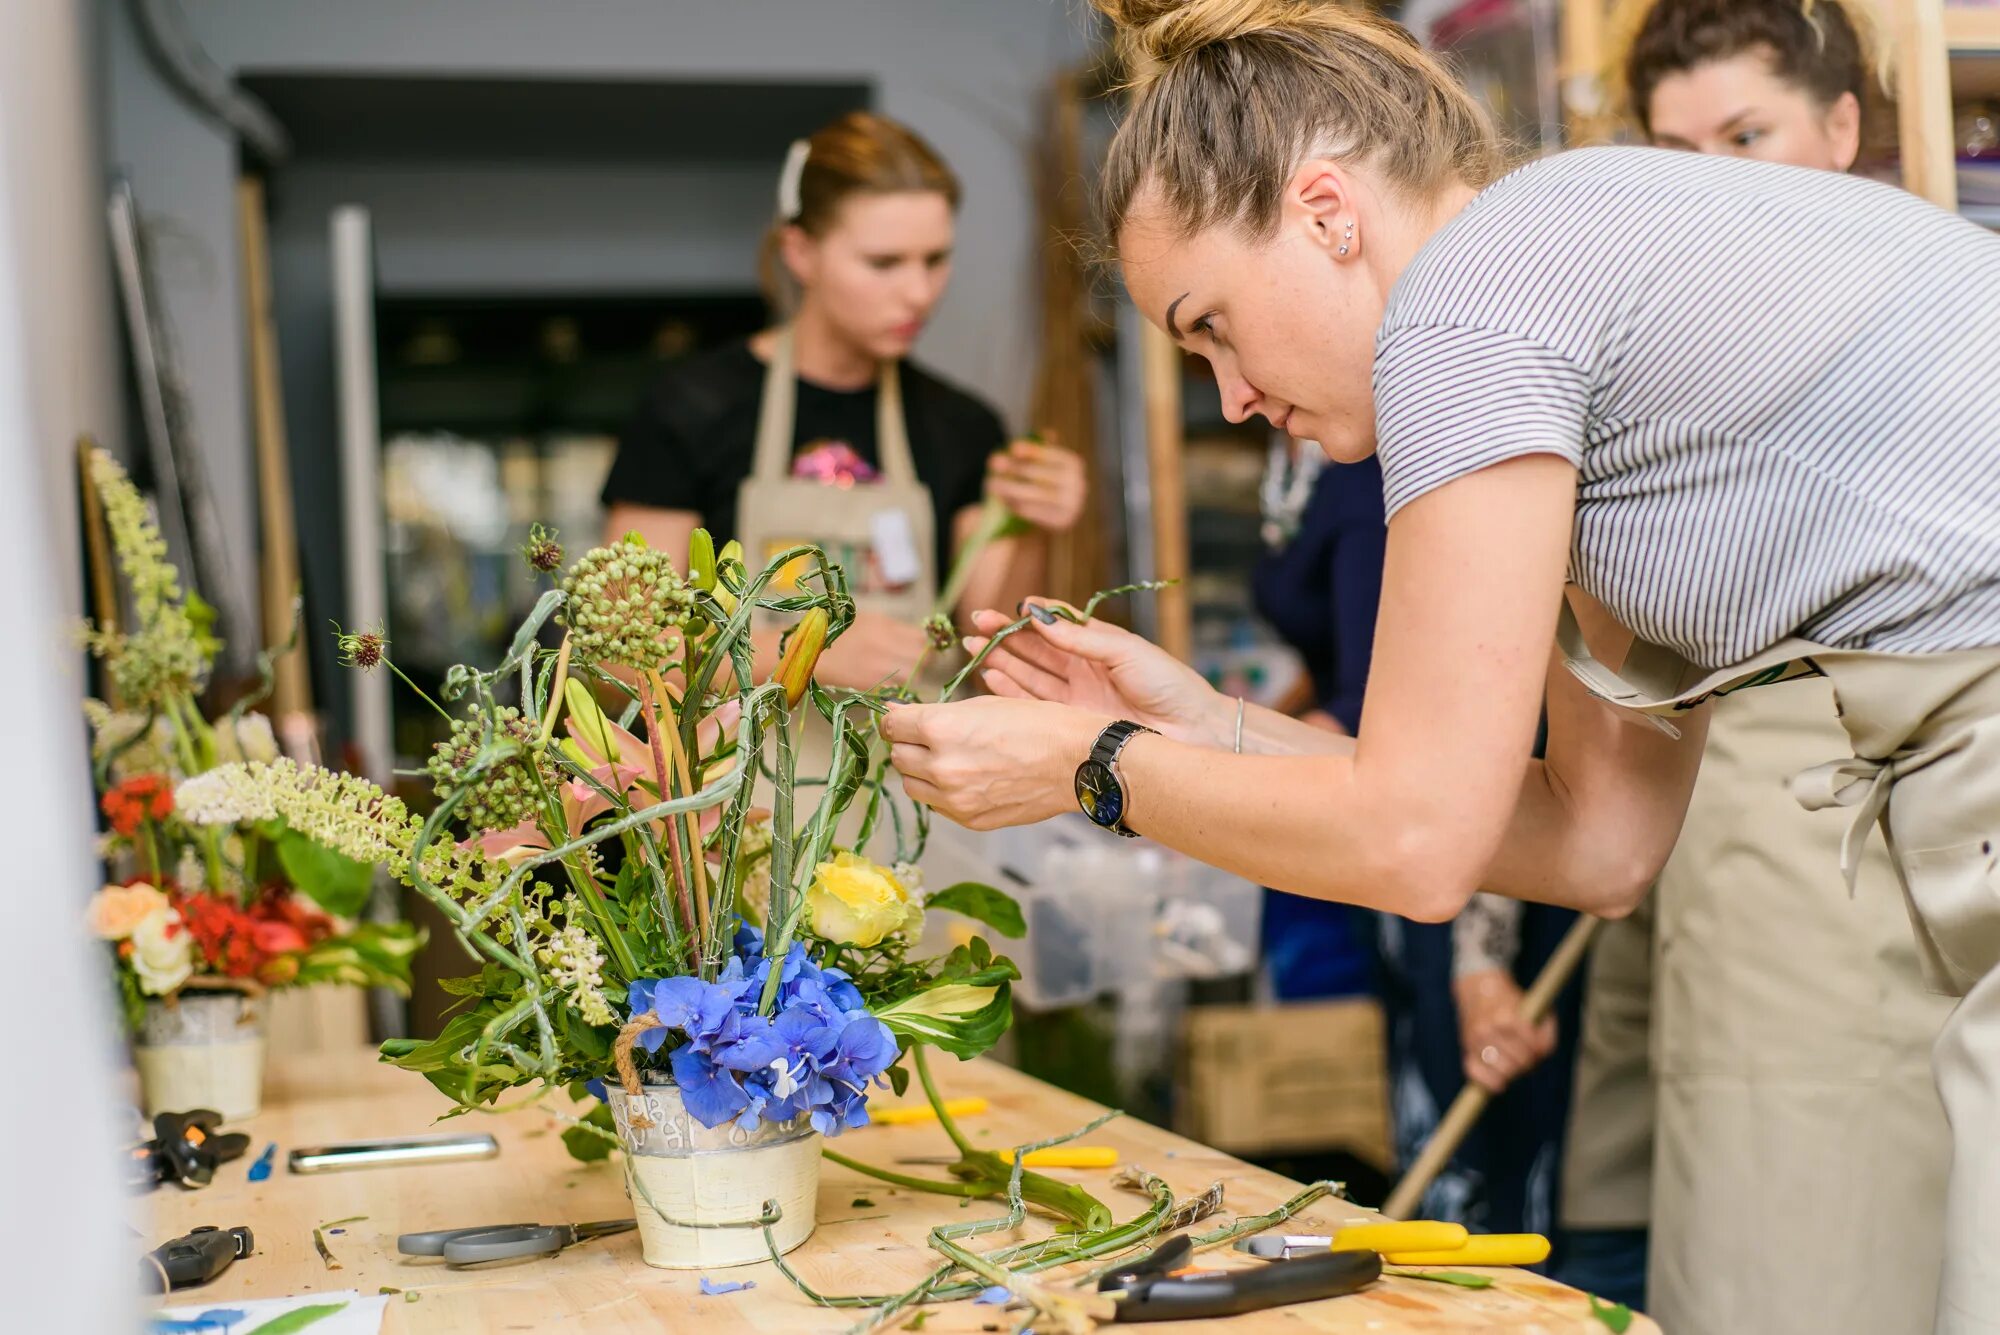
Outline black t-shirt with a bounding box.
[601,340,1006,575]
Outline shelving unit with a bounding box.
[1896,1,2000,212]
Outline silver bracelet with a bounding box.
[1233,697,1245,755]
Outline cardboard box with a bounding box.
[1176,998,1392,1164]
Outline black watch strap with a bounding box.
[1091,719,1154,768]
[1081,720,1156,836]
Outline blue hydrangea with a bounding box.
[622,921,898,1135]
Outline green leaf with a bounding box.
[562,1100,617,1163]
[1384,1268,1493,1289]
[885,1061,911,1098]
[875,978,1014,1060]
[1589,1295,1634,1333]
[924,882,1025,939]
[274,827,375,918]
[292,922,423,992]
[241,1301,350,1335]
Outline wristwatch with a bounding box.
[1075,720,1156,837]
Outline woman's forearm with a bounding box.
[955,532,1046,628]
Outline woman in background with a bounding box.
[601,111,1085,687]
[1554,4,1954,1328]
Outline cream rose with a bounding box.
[130,906,195,995]
[805,852,923,948]
[87,881,170,941]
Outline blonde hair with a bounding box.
[1093,0,1504,244]
[760,110,961,314]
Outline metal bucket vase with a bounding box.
[134,989,267,1120]
[606,1081,821,1269]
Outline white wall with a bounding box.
[103,0,1101,643]
[0,0,137,1324]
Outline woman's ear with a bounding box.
[778,223,817,289]
[1286,158,1360,260]
[1827,90,1863,173]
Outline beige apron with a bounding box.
[1557,605,2000,1335]
[1559,889,1655,1231]
[732,329,943,850]
[734,327,936,631]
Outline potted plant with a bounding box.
[80,449,423,1118]
[190,526,1028,1267]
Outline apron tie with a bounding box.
[1790,757,1894,898]
[1791,731,1972,897]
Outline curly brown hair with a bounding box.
[1623,0,1871,135]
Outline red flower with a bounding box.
[102,774,174,837]
[250,920,309,956]
[170,891,267,979]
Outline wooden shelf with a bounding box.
[1946,7,2000,51]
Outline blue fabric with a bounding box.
[1253,457,1387,1002]
[1249,456,1386,735]
[1551,1227,1650,1314]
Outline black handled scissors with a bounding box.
[1097,1233,1381,1322]
[397,1218,637,1266]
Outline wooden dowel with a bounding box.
[1381,913,1602,1221]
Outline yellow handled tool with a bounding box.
[1383,1234,1551,1268]
[898,1146,1119,1169]
[1330,1221,1468,1255]
[870,1097,989,1127]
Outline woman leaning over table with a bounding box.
[881,4,2000,1331]
[601,111,1085,689]
[1547,3,1956,1329]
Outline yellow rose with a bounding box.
[87,881,169,941]
[130,905,195,996]
[805,852,923,948]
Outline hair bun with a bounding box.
[1093,0,1305,75]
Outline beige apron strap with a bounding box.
[754,326,913,485]
[752,327,799,483]
[1554,600,1684,738]
[875,359,917,486]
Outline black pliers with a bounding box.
[1096,1233,1381,1321]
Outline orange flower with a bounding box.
[102,774,173,836]
[87,881,170,941]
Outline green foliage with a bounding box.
[1589,1294,1635,1333]
[292,922,424,993]
[875,940,1019,1060]
[925,882,1024,938]
[272,826,375,918]
[379,1003,531,1107]
[561,1100,617,1163]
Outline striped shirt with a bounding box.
[1374,146,2000,669]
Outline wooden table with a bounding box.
[145,1050,1654,1333]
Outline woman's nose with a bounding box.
[1217,373,1260,425]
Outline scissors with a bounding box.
[397,1218,637,1266]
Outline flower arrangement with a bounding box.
[79,448,422,1025]
[190,523,1028,1164]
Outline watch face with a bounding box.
[1075,759,1124,827]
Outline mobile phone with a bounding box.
[287,1132,499,1174]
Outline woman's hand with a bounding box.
[816,611,931,691]
[1453,968,1557,1095]
[881,696,1106,830]
[987,437,1087,533]
[965,603,1228,746]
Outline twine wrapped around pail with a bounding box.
[605,1009,820,1269]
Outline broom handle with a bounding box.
[1381,912,1602,1220]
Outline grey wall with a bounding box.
[103,0,1101,654]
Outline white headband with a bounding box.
[776,138,811,222]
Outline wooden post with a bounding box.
[1139,321,1192,663]
[77,437,121,707]
[237,177,317,747]
[1560,0,1617,145]
[1894,0,1959,210]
